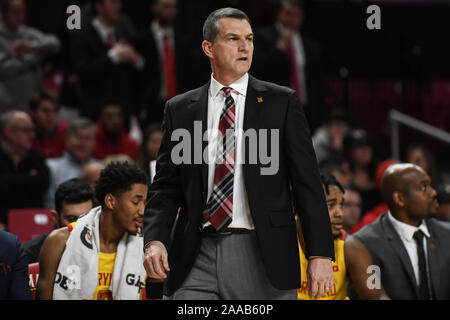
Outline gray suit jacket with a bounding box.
[354,213,450,300]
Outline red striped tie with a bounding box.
[203,87,235,231]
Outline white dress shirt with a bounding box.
[150,21,175,100]
[275,22,308,104]
[387,211,430,286]
[203,73,254,230]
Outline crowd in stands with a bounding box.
[1,0,450,300]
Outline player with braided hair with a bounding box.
[297,172,390,300]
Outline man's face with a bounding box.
[56,200,93,227]
[97,0,121,23]
[324,185,345,237]
[112,183,148,234]
[100,105,123,137]
[2,113,35,154]
[153,0,177,26]
[350,145,373,168]
[407,148,429,173]
[207,18,254,82]
[66,127,96,162]
[402,169,439,220]
[343,189,362,230]
[278,3,304,30]
[31,99,59,134]
[146,130,162,161]
[2,0,25,31]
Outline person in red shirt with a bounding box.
[29,91,67,158]
[93,103,139,160]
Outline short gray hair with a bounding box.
[66,117,95,138]
[203,7,251,43]
[0,110,22,135]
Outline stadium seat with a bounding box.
[28,262,39,300]
[7,209,55,244]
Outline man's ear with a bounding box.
[50,210,58,225]
[202,40,214,59]
[392,191,405,208]
[104,193,115,210]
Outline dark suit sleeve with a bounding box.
[285,91,335,261]
[143,102,184,249]
[252,28,290,86]
[9,237,32,300]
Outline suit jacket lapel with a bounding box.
[425,220,439,299]
[381,215,420,298]
[189,82,210,204]
[243,75,267,133]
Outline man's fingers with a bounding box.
[152,255,167,279]
[162,253,170,272]
[143,257,157,278]
[316,281,326,298]
[309,278,318,298]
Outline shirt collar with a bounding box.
[387,211,430,241]
[209,73,249,99]
[150,20,173,39]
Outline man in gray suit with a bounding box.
[354,163,450,300]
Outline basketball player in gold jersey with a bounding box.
[297,173,389,300]
[37,162,148,300]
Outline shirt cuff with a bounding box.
[107,48,120,64]
[308,256,332,260]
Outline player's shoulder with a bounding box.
[45,226,71,247]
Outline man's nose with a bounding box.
[335,207,344,218]
[430,186,437,198]
[239,39,249,51]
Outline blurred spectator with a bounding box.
[354,163,450,300]
[69,0,143,120]
[0,230,32,300]
[134,0,191,125]
[312,107,351,164]
[81,161,105,207]
[404,144,442,187]
[319,156,353,188]
[81,161,105,193]
[29,90,67,159]
[44,117,97,209]
[253,0,324,132]
[351,159,397,234]
[23,178,94,264]
[93,103,139,160]
[343,188,362,233]
[435,183,450,222]
[0,111,49,226]
[0,0,60,112]
[135,123,162,178]
[344,128,380,213]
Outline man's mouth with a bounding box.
[135,218,143,227]
[237,57,248,61]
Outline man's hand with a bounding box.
[307,257,334,298]
[277,27,294,51]
[143,241,170,280]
